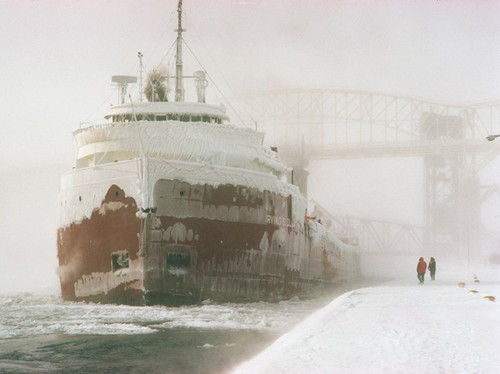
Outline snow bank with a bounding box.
[233,275,500,374]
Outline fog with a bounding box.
[0,0,499,294]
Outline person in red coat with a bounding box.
[417,257,427,284]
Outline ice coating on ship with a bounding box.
[57,0,359,305]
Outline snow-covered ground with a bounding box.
[234,268,500,374]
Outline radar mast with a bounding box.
[175,0,185,102]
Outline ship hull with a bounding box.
[57,163,358,305]
[57,184,144,304]
[143,218,329,305]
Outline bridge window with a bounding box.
[156,115,166,121]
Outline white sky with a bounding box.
[0,0,498,292]
[0,0,498,168]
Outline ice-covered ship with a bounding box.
[57,0,358,305]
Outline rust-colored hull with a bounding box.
[58,181,353,305]
[57,185,143,303]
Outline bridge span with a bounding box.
[238,89,500,258]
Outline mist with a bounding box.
[1,0,499,294]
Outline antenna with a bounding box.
[194,70,208,103]
[175,0,185,102]
[138,52,144,103]
[111,75,137,104]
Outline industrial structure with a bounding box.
[239,89,500,258]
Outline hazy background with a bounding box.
[0,0,499,293]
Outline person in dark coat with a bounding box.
[428,257,436,280]
[417,257,427,284]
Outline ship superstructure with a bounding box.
[57,0,358,305]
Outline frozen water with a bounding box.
[0,287,354,340]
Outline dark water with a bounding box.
[0,294,324,374]
[0,329,277,373]
[0,282,374,373]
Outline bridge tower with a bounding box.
[420,112,482,260]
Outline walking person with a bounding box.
[417,257,427,284]
[428,257,436,280]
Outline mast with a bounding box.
[138,51,144,102]
[175,0,185,102]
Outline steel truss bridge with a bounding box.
[238,89,500,256]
